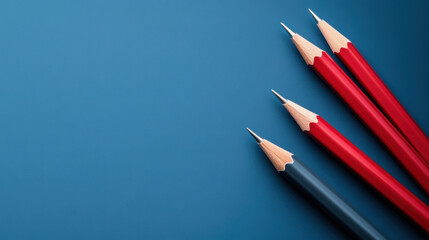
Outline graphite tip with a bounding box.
[271,90,288,104]
[280,22,297,37]
[246,128,263,143]
[308,9,322,23]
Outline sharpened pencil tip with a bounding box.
[271,90,288,104]
[280,22,296,37]
[308,9,322,23]
[246,128,263,143]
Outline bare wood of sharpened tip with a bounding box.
[280,23,323,65]
[271,90,318,131]
[308,9,350,53]
[246,128,293,171]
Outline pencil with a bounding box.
[280,23,429,194]
[246,128,386,240]
[271,90,429,232]
[308,9,429,166]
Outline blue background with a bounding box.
[0,0,428,239]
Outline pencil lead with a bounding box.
[246,128,263,143]
[308,9,322,23]
[271,89,288,104]
[280,22,297,37]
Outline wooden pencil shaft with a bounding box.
[281,156,386,240]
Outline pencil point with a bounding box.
[246,128,263,143]
[308,9,322,23]
[271,90,288,104]
[280,22,297,37]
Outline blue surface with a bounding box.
[0,0,428,239]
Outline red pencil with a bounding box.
[280,23,429,194]
[271,90,429,232]
[308,9,429,166]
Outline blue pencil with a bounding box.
[246,128,386,240]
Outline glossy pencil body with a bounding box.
[272,96,429,232]
[312,16,429,165]
[283,29,429,193]
[308,117,429,232]
[282,156,386,240]
[247,129,386,240]
[337,42,429,165]
[273,94,429,233]
[310,52,429,193]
